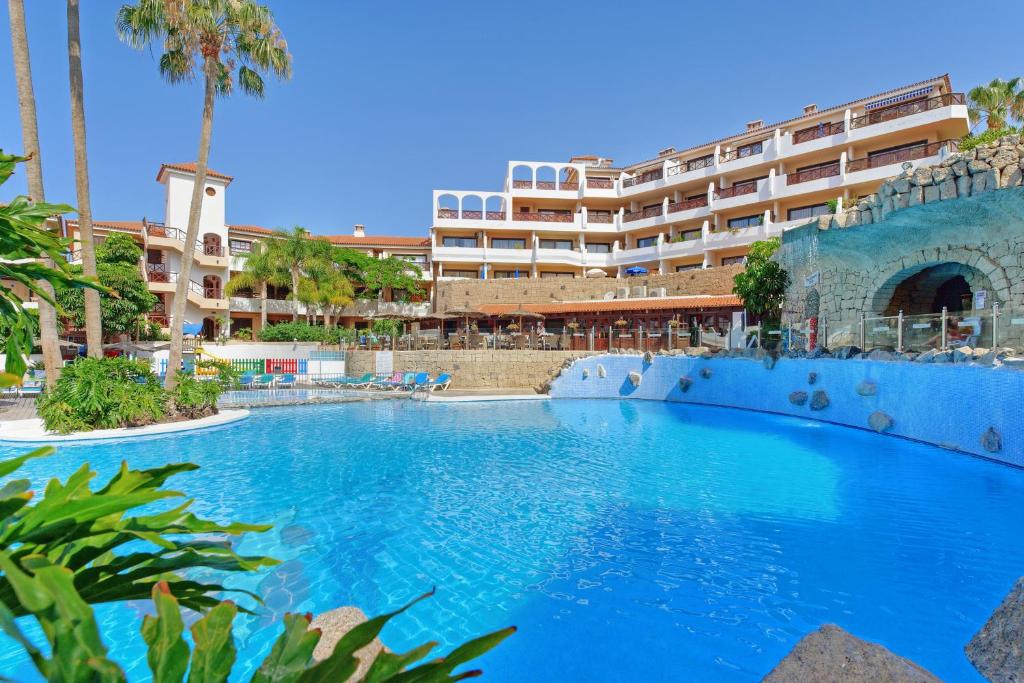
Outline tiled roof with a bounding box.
[477,294,741,315]
[66,219,144,233]
[157,163,234,183]
[228,224,274,235]
[227,225,429,248]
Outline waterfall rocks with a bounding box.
[868,411,894,433]
[981,427,1003,453]
[809,390,830,411]
[628,371,642,387]
[679,377,693,392]
[965,576,1024,682]
[700,367,713,379]
[789,391,808,406]
[833,345,862,360]
[807,372,817,385]
[582,368,590,379]
[597,364,606,378]
[643,350,654,364]
[856,380,878,396]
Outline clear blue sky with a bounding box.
[2,0,1022,237]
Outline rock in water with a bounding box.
[868,411,893,433]
[965,576,1024,682]
[789,391,808,406]
[807,372,818,385]
[856,380,877,396]
[597,364,606,378]
[582,368,590,379]
[810,390,830,411]
[678,377,693,392]
[628,371,642,387]
[643,350,654,364]
[762,624,941,682]
[981,427,1003,453]
[310,607,385,677]
[700,367,713,379]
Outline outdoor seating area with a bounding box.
[313,371,452,392]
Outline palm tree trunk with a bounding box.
[166,54,216,391]
[291,267,300,322]
[8,0,62,388]
[66,0,102,358]
[259,280,268,331]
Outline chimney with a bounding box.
[803,103,818,115]
[353,224,365,238]
[657,146,676,158]
[745,120,763,132]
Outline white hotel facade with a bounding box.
[429,75,969,280]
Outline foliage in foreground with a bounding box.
[36,356,224,434]
[258,321,356,345]
[732,238,789,323]
[0,447,513,681]
[959,125,1021,151]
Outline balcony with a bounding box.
[511,179,579,192]
[622,168,663,188]
[229,296,301,315]
[436,208,506,221]
[586,212,614,224]
[720,142,764,163]
[787,161,840,185]
[511,211,574,223]
[146,223,227,265]
[850,93,965,130]
[715,180,758,199]
[586,177,614,189]
[846,140,956,173]
[793,121,845,144]
[667,196,708,214]
[623,206,663,223]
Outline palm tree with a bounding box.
[298,243,355,328]
[277,226,312,323]
[117,0,291,389]
[7,0,65,388]
[968,77,1024,131]
[223,239,286,332]
[66,0,103,357]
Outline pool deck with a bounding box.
[0,409,250,443]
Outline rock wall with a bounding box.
[549,354,1024,465]
[347,350,596,390]
[435,265,741,311]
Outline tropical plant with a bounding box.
[298,241,356,328]
[56,233,158,338]
[732,237,789,324]
[170,373,221,418]
[276,226,314,322]
[967,77,1024,131]
[0,152,103,378]
[224,239,288,330]
[959,125,1021,151]
[117,0,292,391]
[231,326,253,340]
[195,357,240,389]
[370,318,403,338]
[7,1,71,386]
[66,0,103,357]
[258,321,332,343]
[334,249,425,301]
[825,198,839,214]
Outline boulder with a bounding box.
[643,350,654,364]
[957,174,973,198]
[582,368,590,379]
[892,177,911,194]
[915,348,938,363]
[931,350,953,364]
[597,364,606,378]
[762,624,941,683]
[981,427,1002,453]
[309,607,385,677]
[968,159,992,173]
[678,376,693,392]
[700,367,712,379]
[1002,164,1022,188]
[810,390,830,411]
[867,349,895,362]
[952,346,977,363]
[975,348,1014,367]
[911,167,933,186]
[930,166,952,184]
[908,186,924,206]
[833,345,862,360]
[868,411,894,433]
[855,380,877,396]
[628,371,642,387]
[937,177,958,200]
[990,148,1019,170]
[808,347,831,359]
[923,185,940,203]
[951,159,968,177]
[808,372,818,385]
[789,391,808,406]
[965,576,1024,682]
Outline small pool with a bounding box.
[2,400,1021,681]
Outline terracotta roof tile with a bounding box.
[477,294,741,315]
[66,219,144,233]
[157,163,234,183]
[226,225,429,248]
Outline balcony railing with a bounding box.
[623,205,664,223]
[462,210,483,220]
[147,314,169,326]
[586,177,614,189]
[559,181,579,191]
[587,212,614,223]
[786,161,840,185]
[622,169,663,188]
[536,181,556,190]
[846,139,958,173]
[512,211,574,223]
[850,93,964,130]
[485,211,506,220]
[437,208,507,220]
[793,121,845,144]
[667,196,709,213]
[145,262,170,283]
[202,243,224,257]
[715,181,758,199]
[512,179,532,189]
[720,142,764,162]
[513,180,579,191]
[147,223,186,241]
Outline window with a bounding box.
[538,239,573,250]
[442,236,478,248]
[676,263,702,272]
[205,187,216,197]
[492,270,520,279]
[146,249,163,264]
[727,214,763,229]
[587,242,611,253]
[722,255,746,266]
[675,229,702,242]
[229,239,251,255]
[444,270,478,279]
[737,141,763,157]
[635,236,659,248]
[491,238,526,249]
[686,193,706,201]
[787,203,832,221]
[540,272,573,278]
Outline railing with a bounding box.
[461,210,483,220]
[147,314,169,327]
[536,181,556,190]
[203,243,224,257]
[512,211,574,223]
[850,93,965,130]
[512,180,577,191]
[846,140,958,173]
[587,212,614,223]
[145,263,170,283]
[720,142,764,162]
[147,224,187,241]
[485,211,506,220]
[786,161,840,185]
[66,249,82,263]
[559,181,579,191]
[512,179,532,189]
[792,121,845,144]
[437,208,507,220]
[623,206,664,223]
[715,181,758,199]
[622,168,663,188]
[667,196,709,213]
[586,177,614,189]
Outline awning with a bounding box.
[478,294,741,316]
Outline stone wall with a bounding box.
[775,134,1024,332]
[347,350,597,390]
[435,265,741,311]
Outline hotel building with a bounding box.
[429,75,969,280]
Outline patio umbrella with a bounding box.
[585,268,608,278]
[624,266,648,276]
[444,307,486,333]
[499,307,544,332]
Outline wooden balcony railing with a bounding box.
[846,140,958,173]
[512,179,532,189]
[461,210,483,220]
[485,211,507,220]
[587,212,614,223]
[786,162,840,185]
[623,206,663,223]
[850,93,964,130]
[437,208,507,220]
[586,177,614,189]
[715,181,758,199]
[513,211,574,223]
[536,181,556,190]
[437,208,458,219]
[146,263,170,283]
[512,180,578,191]
[559,181,579,191]
[622,168,663,188]
[720,142,764,162]
[202,243,224,257]
[667,195,709,213]
[148,314,169,326]
[793,121,845,144]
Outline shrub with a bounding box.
[257,321,356,345]
[959,126,1020,151]
[232,327,253,340]
[170,374,222,419]
[37,356,168,434]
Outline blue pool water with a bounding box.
[2,399,1022,681]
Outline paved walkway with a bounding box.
[0,398,38,421]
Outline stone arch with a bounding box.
[511,165,532,188]
[202,274,222,299]
[437,193,459,218]
[869,252,1006,316]
[535,165,557,189]
[460,194,483,219]
[202,232,222,256]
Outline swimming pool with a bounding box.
[2,399,1021,680]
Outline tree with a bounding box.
[0,152,103,379]
[277,226,312,322]
[7,0,65,388]
[56,233,158,339]
[333,248,424,301]
[968,77,1024,131]
[732,238,789,323]
[66,0,103,358]
[223,239,287,331]
[117,0,291,390]
[297,241,355,328]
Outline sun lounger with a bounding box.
[20,381,43,398]
[276,373,296,388]
[372,371,406,390]
[429,373,452,391]
[252,373,274,388]
[239,372,255,388]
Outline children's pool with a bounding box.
[2,399,1021,681]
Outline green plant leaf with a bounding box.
[362,641,438,682]
[142,582,189,683]
[188,600,238,682]
[251,612,321,683]
[0,446,54,479]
